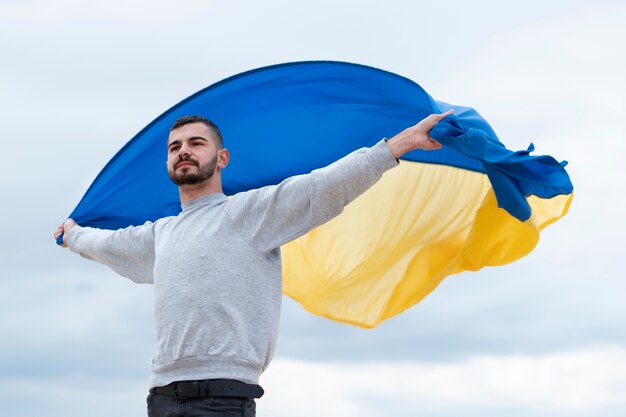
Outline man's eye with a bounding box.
[169,146,179,152]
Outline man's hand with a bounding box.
[54,218,77,248]
[386,109,454,159]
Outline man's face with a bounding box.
[166,123,219,186]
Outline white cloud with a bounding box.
[261,346,626,417]
[0,262,154,377]
[0,374,148,417]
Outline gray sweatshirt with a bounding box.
[67,139,398,388]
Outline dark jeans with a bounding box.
[147,393,256,417]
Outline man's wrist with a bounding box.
[385,132,413,159]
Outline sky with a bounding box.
[1,0,625,416]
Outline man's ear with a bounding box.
[217,148,230,169]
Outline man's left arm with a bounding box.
[226,111,453,253]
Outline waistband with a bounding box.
[150,379,264,399]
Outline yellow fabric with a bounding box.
[281,161,572,328]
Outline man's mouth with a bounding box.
[176,160,197,169]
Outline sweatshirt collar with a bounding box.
[181,193,228,211]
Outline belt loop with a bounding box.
[200,380,208,397]
[173,381,183,398]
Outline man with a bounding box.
[54,110,453,417]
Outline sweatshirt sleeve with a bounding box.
[226,139,399,253]
[66,221,157,284]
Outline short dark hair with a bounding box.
[170,115,223,149]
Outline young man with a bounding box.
[54,110,452,417]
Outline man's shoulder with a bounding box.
[154,215,178,225]
[144,215,177,232]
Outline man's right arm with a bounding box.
[55,219,156,284]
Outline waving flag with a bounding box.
[61,61,572,328]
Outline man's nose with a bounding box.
[178,143,191,156]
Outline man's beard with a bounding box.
[168,154,218,186]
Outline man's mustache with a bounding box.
[175,156,199,169]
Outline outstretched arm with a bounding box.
[53,218,157,284]
[227,110,453,253]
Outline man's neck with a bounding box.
[178,179,223,204]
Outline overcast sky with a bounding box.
[1,1,625,416]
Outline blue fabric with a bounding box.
[64,61,572,232]
[429,109,572,221]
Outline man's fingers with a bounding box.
[53,224,67,247]
[420,109,454,130]
[440,109,454,118]
[427,137,442,150]
[432,109,454,123]
[54,221,75,247]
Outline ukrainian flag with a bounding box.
[62,61,573,328]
